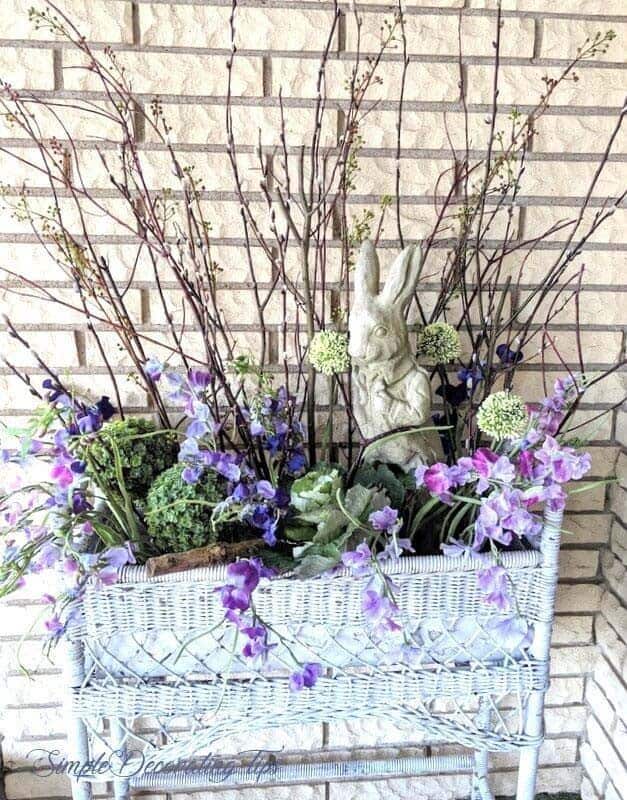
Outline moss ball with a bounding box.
[90,418,179,500]
[145,464,225,554]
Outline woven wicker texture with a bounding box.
[62,509,563,799]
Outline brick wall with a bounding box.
[0,1,625,798]
[580,407,626,800]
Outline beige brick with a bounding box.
[552,615,594,645]
[0,46,54,90]
[541,20,627,63]
[611,520,627,565]
[594,655,627,717]
[596,614,627,675]
[563,514,611,546]
[0,145,67,189]
[63,50,262,96]
[493,113,627,155]
[0,372,146,411]
[354,156,454,196]
[586,678,616,734]
[0,243,71,283]
[143,103,338,147]
[516,288,626,326]
[545,704,587,735]
[4,770,71,799]
[467,65,626,108]
[469,0,624,13]
[601,590,627,645]
[601,549,627,605]
[140,4,335,52]
[347,12,534,58]
[550,644,598,675]
[0,286,142,325]
[501,248,627,286]
[0,0,133,43]
[556,583,602,614]
[522,159,624,199]
[587,716,627,798]
[0,99,123,141]
[581,775,601,800]
[559,550,599,580]
[494,765,583,796]
[546,676,584,704]
[353,0,464,5]
[328,774,469,799]
[523,331,623,366]
[580,742,608,795]
[561,409,613,442]
[0,329,79,367]
[492,736,577,769]
[272,58,460,102]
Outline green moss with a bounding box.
[90,418,179,500]
[145,464,225,554]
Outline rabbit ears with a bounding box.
[354,240,424,310]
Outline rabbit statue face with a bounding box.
[348,243,415,367]
[348,240,441,471]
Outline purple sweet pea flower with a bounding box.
[369,506,400,534]
[50,461,74,489]
[287,451,307,475]
[534,436,591,484]
[95,566,119,587]
[44,615,65,636]
[144,357,164,382]
[289,662,323,692]
[486,615,533,652]
[342,541,372,577]
[477,565,511,611]
[249,419,266,436]
[182,464,202,484]
[104,543,136,568]
[218,558,274,613]
[241,624,276,662]
[256,480,276,501]
[361,588,401,638]
[187,369,212,392]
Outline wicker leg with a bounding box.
[63,640,92,800]
[471,749,494,800]
[111,718,131,800]
[68,716,92,800]
[515,688,544,800]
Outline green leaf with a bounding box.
[313,508,346,544]
[285,524,316,543]
[293,542,342,579]
[343,484,374,520]
[354,463,405,508]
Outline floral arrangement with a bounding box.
[0,2,621,689]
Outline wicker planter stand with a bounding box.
[62,509,563,800]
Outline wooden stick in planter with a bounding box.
[146,539,265,577]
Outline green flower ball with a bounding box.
[309,331,351,376]
[477,391,529,440]
[416,322,462,363]
[145,464,225,554]
[89,418,179,500]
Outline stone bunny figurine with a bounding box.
[348,240,442,470]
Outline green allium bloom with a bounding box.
[416,322,462,363]
[309,331,351,375]
[476,391,529,440]
[89,418,179,500]
[146,464,225,554]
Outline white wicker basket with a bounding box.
[62,508,563,800]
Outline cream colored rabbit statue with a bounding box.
[348,239,442,470]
